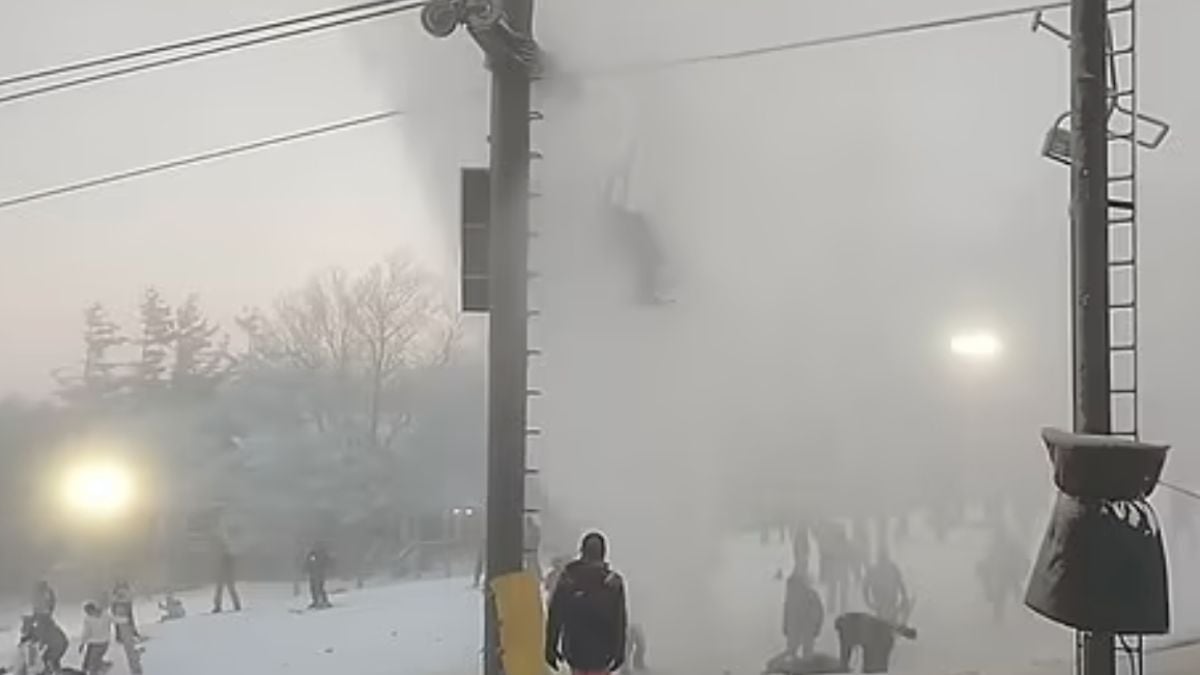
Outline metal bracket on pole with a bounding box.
[1032,9,1070,41]
[422,0,543,75]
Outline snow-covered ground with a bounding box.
[1,578,483,675]
[3,520,1199,675]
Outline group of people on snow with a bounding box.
[774,523,916,675]
[4,579,144,675]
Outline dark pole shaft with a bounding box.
[483,0,533,674]
[1071,1,1113,674]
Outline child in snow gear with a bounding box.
[79,602,112,675]
[158,594,185,622]
[304,542,334,609]
[545,532,629,674]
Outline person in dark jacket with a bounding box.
[304,542,334,609]
[545,532,628,674]
[28,612,68,673]
[863,548,909,625]
[212,535,242,613]
[783,571,824,659]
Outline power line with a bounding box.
[0,0,422,90]
[0,109,404,212]
[1162,480,1200,504]
[602,1,1071,75]
[0,1,425,108]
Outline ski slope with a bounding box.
[1,578,482,675]
[3,521,1199,675]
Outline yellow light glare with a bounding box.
[62,461,135,519]
[950,331,1002,360]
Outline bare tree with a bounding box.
[352,255,454,451]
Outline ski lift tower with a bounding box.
[422,2,544,675]
[1029,3,1172,675]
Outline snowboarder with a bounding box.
[863,548,910,625]
[79,601,113,675]
[782,571,824,660]
[211,534,242,613]
[304,541,334,609]
[545,532,628,675]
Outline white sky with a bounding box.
[1,0,1199,409]
[0,0,487,396]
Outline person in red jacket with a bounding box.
[545,532,628,675]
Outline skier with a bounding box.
[304,541,334,609]
[863,548,910,625]
[211,533,242,613]
[78,601,113,675]
[782,571,824,660]
[545,532,628,675]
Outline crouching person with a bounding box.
[834,612,917,674]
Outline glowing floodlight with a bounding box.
[950,331,1002,361]
[62,460,136,520]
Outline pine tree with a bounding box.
[55,303,127,404]
[172,294,228,394]
[133,287,174,395]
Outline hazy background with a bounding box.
[3,0,1200,672]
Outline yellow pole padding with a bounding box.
[492,570,546,675]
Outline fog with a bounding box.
[4,0,1200,673]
